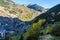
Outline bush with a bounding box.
[45,25,52,34]
[50,22,60,36]
[24,19,45,40]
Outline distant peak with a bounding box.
[27,4,47,12]
[28,4,38,6]
[33,4,38,5]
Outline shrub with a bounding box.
[24,19,45,40]
[50,22,60,36]
[45,25,52,34]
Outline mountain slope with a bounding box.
[0,16,31,37]
[27,4,47,12]
[30,4,60,24]
[0,0,45,21]
[24,4,60,40]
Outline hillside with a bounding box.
[24,4,60,40]
[0,0,46,21]
[27,4,47,12]
[0,0,60,40]
[30,4,60,23]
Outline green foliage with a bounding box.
[50,22,60,36]
[51,37,60,40]
[55,14,60,21]
[0,0,9,7]
[45,25,52,34]
[24,19,45,40]
[9,10,17,14]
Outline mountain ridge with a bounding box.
[0,0,47,21]
[30,4,60,24]
[27,4,47,12]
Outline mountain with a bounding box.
[0,16,31,38]
[0,0,46,21]
[0,0,34,38]
[24,4,60,40]
[0,0,60,39]
[27,4,47,12]
[30,4,60,24]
